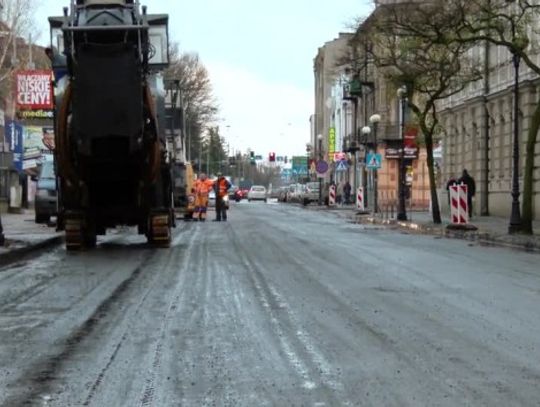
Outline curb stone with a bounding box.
[352,214,540,253]
[289,203,540,253]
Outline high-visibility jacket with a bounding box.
[215,177,231,198]
[194,179,214,197]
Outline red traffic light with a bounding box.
[269,152,276,162]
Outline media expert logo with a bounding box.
[16,70,54,111]
[17,110,54,119]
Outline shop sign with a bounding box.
[328,128,336,161]
[16,70,54,111]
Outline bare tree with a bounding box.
[164,44,219,167]
[362,1,482,224]
[375,0,540,233]
[0,0,37,95]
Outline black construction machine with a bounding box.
[48,0,174,249]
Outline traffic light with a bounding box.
[269,152,276,162]
[250,151,255,159]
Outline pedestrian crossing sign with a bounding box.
[366,153,382,169]
[335,159,349,171]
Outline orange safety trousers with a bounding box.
[193,179,214,219]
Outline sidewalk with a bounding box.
[314,204,540,252]
[0,210,63,266]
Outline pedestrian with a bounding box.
[192,173,214,221]
[446,175,457,205]
[337,180,344,205]
[213,173,231,222]
[457,169,476,218]
[343,181,352,204]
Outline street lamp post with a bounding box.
[306,142,312,182]
[317,133,323,205]
[397,86,408,221]
[369,113,381,213]
[361,125,371,210]
[508,52,522,233]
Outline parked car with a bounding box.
[233,188,245,201]
[229,185,240,200]
[286,183,305,203]
[247,185,267,202]
[269,186,282,199]
[34,159,57,224]
[300,181,320,205]
[208,189,216,207]
[277,186,289,202]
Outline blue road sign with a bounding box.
[316,160,328,174]
[366,153,382,169]
[335,159,349,172]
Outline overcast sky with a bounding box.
[36,0,373,158]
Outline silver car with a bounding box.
[247,185,267,202]
[301,181,320,205]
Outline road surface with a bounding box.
[1,201,539,406]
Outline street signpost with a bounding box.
[335,159,349,172]
[316,160,328,178]
[292,156,308,171]
[366,153,382,169]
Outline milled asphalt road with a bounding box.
[0,201,539,406]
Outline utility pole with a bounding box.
[206,134,210,175]
[397,85,408,221]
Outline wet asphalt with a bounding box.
[0,200,539,406]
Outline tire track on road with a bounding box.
[138,227,199,407]
[83,227,196,407]
[228,223,350,406]
[3,228,193,407]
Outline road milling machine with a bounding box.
[48,0,174,249]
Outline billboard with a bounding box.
[16,70,54,111]
[4,122,54,172]
[23,126,46,159]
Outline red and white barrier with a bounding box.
[356,187,364,211]
[450,183,468,224]
[329,184,336,206]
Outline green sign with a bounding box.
[328,128,336,161]
[292,156,308,174]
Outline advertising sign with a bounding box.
[42,127,55,150]
[385,146,418,160]
[23,126,46,159]
[404,124,418,149]
[16,70,54,111]
[333,152,346,162]
[328,128,336,161]
[5,120,24,172]
[17,110,54,120]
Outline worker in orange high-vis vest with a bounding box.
[193,173,214,221]
[213,173,231,222]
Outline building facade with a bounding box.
[313,33,354,182]
[313,16,432,212]
[438,42,540,219]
